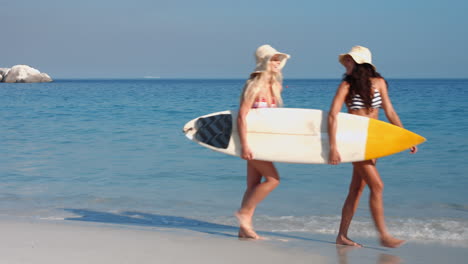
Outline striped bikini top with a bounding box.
[252,97,276,108]
[348,89,382,110]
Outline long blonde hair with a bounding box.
[240,67,284,107]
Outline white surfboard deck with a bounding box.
[183,108,426,164]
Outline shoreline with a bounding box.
[0,217,466,264]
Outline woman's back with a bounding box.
[347,77,386,119]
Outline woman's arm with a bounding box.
[328,81,349,164]
[379,79,418,153]
[379,79,403,127]
[237,97,255,160]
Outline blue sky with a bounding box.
[1,0,467,78]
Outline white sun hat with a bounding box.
[339,45,375,68]
[252,44,290,74]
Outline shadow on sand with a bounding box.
[63,208,334,244]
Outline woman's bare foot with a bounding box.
[238,226,260,239]
[380,235,405,248]
[235,210,252,227]
[336,234,363,247]
[235,211,260,239]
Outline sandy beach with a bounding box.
[0,217,466,264]
[0,218,326,264]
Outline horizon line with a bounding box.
[47,77,468,81]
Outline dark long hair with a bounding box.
[344,63,386,111]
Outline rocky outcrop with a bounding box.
[0,68,9,82]
[1,65,52,83]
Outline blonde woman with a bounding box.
[328,46,417,248]
[235,45,290,239]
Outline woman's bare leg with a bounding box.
[236,160,280,239]
[336,166,366,247]
[356,160,405,248]
[236,162,262,238]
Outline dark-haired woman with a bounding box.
[328,46,417,248]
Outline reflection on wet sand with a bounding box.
[336,245,402,264]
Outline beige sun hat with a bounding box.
[338,45,375,68]
[252,44,290,74]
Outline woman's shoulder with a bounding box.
[338,80,351,89]
[370,77,387,90]
[370,76,385,83]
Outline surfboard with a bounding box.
[182,108,426,164]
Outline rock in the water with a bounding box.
[0,68,10,82]
[2,65,52,83]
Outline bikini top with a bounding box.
[252,97,276,108]
[348,89,382,110]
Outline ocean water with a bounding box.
[1,79,467,246]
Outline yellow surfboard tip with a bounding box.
[365,119,426,160]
